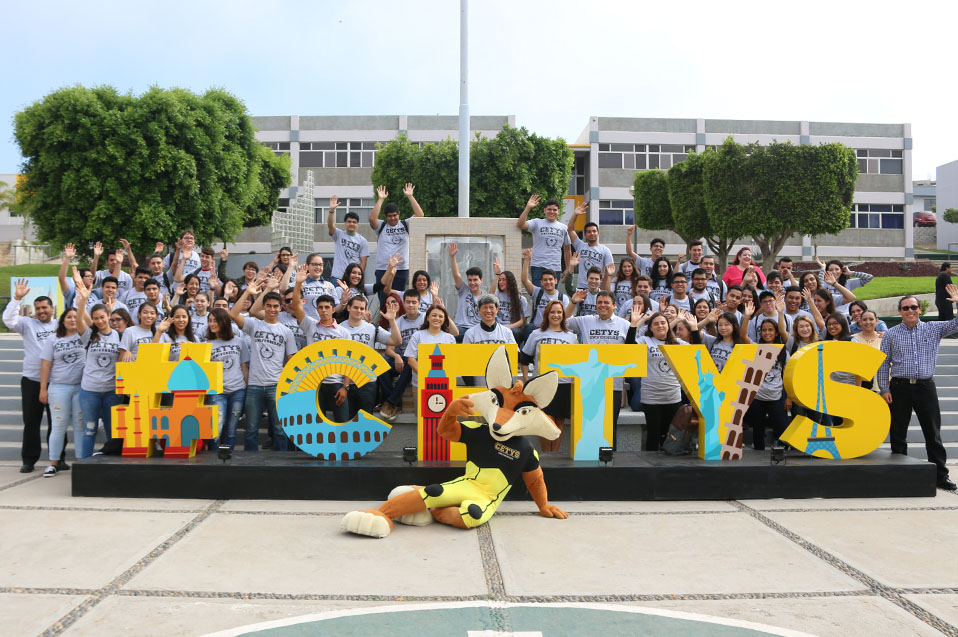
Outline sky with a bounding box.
[2,0,956,181]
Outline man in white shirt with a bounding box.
[463,295,517,386]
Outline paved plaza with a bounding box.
[2,460,958,636]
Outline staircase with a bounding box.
[1,334,957,465]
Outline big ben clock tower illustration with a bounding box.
[420,345,453,460]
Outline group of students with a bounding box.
[7,187,899,480]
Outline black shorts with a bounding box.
[545,383,572,420]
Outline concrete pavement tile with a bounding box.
[218,499,381,513]
[765,510,958,588]
[0,465,37,488]
[0,474,213,511]
[0,510,196,589]
[625,596,941,637]
[742,496,953,511]
[903,594,958,627]
[66,597,401,637]
[496,500,738,514]
[490,513,860,596]
[124,513,487,596]
[0,593,87,636]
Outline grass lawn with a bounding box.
[0,264,62,298]
[853,276,935,301]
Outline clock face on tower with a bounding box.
[426,394,447,413]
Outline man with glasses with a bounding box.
[163,230,201,275]
[878,289,958,490]
[327,194,369,286]
[689,268,716,305]
[664,272,692,312]
[625,228,665,276]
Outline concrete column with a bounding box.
[904,123,914,261]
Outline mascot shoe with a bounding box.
[341,510,392,538]
[388,485,434,526]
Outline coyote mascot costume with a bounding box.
[342,346,568,538]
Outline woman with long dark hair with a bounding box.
[611,257,640,311]
[206,308,249,449]
[629,310,684,452]
[39,307,84,476]
[153,304,196,361]
[721,247,766,288]
[491,267,527,342]
[519,300,578,451]
[77,299,122,458]
[119,303,159,362]
[649,257,673,304]
[744,318,790,450]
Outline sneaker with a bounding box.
[378,404,397,423]
[56,460,70,472]
[43,466,58,478]
[19,464,34,474]
[91,451,104,456]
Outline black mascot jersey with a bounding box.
[459,420,540,485]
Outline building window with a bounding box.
[300,142,380,168]
[925,198,936,212]
[261,142,291,157]
[597,144,693,172]
[568,155,586,196]
[856,149,903,175]
[597,200,635,226]
[849,204,904,229]
[313,198,377,224]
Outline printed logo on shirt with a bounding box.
[538,225,566,248]
[381,224,407,247]
[339,235,363,259]
[212,344,241,371]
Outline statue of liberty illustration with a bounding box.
[695,350,725,460]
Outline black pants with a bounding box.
[21,377,62,466]
[889,378,949,479]
[610,390,622,451]
[745,394,788,450]
[641,401,681,452]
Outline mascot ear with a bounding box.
[523,371,558,409]
[485,346,513,390]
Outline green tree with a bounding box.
[943,208,958,224]
[632,170,672,231]
[668,149,742,269]
[14,85,290,256]
[703,139,754,269]
[748,142,857,263]
[0,181,15,215]
[370,126,573,217]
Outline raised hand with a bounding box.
[209,274,221,290]
[574,201,588,216]
[155,241,165,254]
[522,248,532,260]
[382,304,398,321]
[816,256,826,269]
[526,194,540,209]
[744,301,755,317]
[219,248,229,261]
[63,243,76,260]
[658,296,668,312]
[119,238,132,253]
[93,241,104,258]
[630,301,647,326]
[289,253,299,269]
[429,281,439,297]
[295,264,309,285]
[337,278,349,292]
[329,194,340,210]
[448,242,458,258]
[801,287,813,303]
[246,281,262,297]
[572,289,587,304]
[376,185,388,200]
[223,281,237,298]
[403,183,415,197]
[823,271,837,286]
[388,253,400,271]
[264,275,280,292]
[626,224,636,236]
[175,283,186,297]
[947,284,958,304]
[13,278,30,301]
[775,298,786,314]
[708,307,722,322]
[493,257,502,276]
[156,317,172,333]
[677,250,686,262]
[103,296,116,312]
[605,263,616,277]
[568,253,580,269]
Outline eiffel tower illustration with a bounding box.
[805,343,841,459]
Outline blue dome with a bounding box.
[167,357,210,392]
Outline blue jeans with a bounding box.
[48,383,82,462]
[244,385,286,451]
[529,266,547,289]
[212,388,247,448]
[78,388,121,459]
[626,377,642,412]
[375,268,408,303]
[319,382,350,422]
[382,356,412,407]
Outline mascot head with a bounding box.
[469,346,560,442]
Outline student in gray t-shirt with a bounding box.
[206,308,250,450]
[449,242,484,336]
[369,183,425,301]
[516,194,572,287]
[231,282,298,452]
[76,300,123,458]
[328,195,370,283]
[567,202,614,289]
[39,309,86,474]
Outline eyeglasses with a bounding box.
[109,318,123,322]
[900,305,920,311]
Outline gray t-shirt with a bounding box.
[341,320,391,348]
[119,326,156,359]
[95,269,134,296]
[301,278,336,320]
[521,328,579,384]
[242,317,297,386]
[571,238,614,289]
[190,312,209,338]
[40,333,86,386]
[611,277,634,309]
[707,339,736,373]
[210,337,250,393]
[122,289,148,322]
[454,284,482,327]
[576,289,600,317]
[278,311,307,350]
[163,250,201,276]
[567,314,630,390]
[396,314,425,355]
[634,335,685,404]
[331,228,370,279]
[495,290,529,326]
[756,350,789,402]
[2,300,57,381]
[80,328,122,393]
[403,330,457,387]
[527,218,570,271]
[374,219,410,271]
[159,332,194,361]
